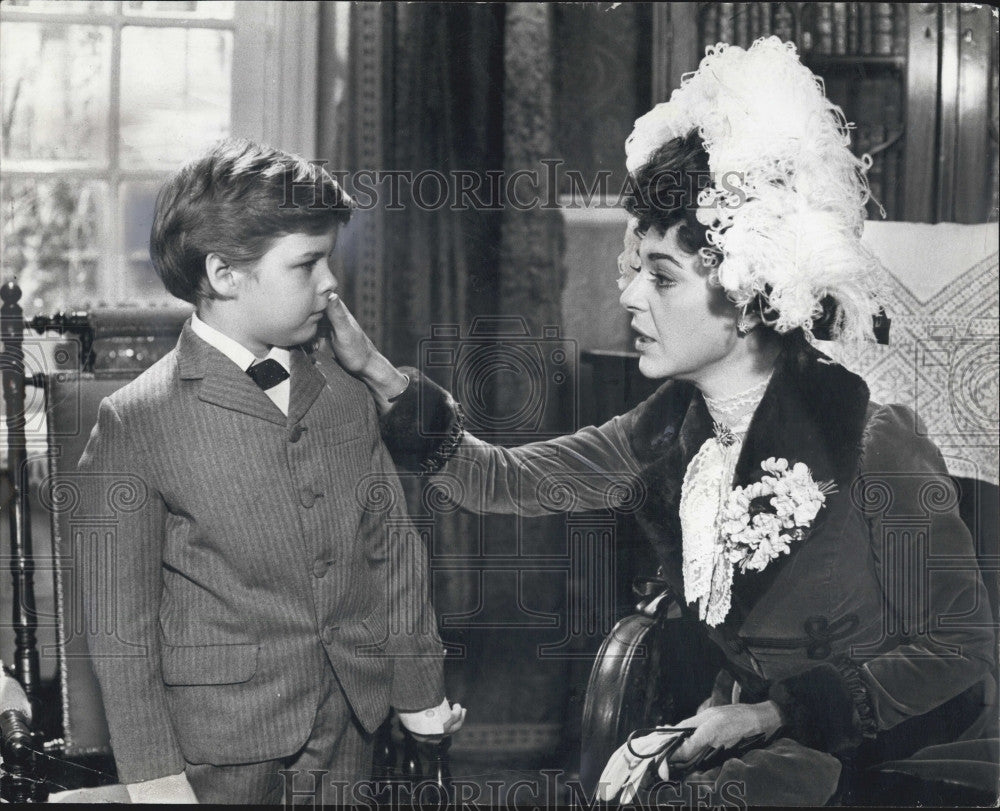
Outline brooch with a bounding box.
[719,457,836,573]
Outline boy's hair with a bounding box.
[150,138,353,304]
[622,128,711,255]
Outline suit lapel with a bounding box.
[177,321,287,426]
[287,348,327,425]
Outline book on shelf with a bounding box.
[718,2,735,45]
[847,2,859,54]
[734,2,749,48]
[773,2,795,43]
[815,3,834,55]
[701,3,720,47]
[873,3,894,54]
[891,3,907,56]
[832,3,848,55]
[858,3,874,54]
[750,3,769,43]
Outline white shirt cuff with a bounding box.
[397,697,451,735]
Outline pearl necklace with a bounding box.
[703,376,771,436]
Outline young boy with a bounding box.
[78,139,462,804]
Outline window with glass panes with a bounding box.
[0,0,235,315]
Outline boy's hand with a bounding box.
[325,293,408,411]
[398,700,467,743]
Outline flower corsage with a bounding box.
[719,457,836,573]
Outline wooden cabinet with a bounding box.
[653,3,998,223]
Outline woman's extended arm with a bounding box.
[383,369,646,516]
[326,294,646,516]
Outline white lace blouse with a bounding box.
[679,378,770,626]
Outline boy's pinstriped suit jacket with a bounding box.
[77,320,445,784]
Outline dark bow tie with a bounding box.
[246,358,289,390]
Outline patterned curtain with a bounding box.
[383,3,505,363]
[322,2,579,764]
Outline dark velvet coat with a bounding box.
[382,336,997,803]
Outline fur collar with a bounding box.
[628,334,871,628]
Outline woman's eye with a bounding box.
[653,273,676,289]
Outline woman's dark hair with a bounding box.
[622,128,712,255]
[150,138,353,305]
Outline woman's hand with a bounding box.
[696,691,727,714]
[325,293,408,411]
[654,701,784,779]
[325,293,380,375]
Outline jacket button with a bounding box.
[300,487,317,508]
[289,425,307,443]
[312,558,331,578]
[321,624,339,644]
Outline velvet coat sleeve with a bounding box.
[769,403,996,752]
[380,368,645,516]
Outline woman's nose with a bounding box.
[619,272,644,312]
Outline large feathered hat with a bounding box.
[624,37,887,342]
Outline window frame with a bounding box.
[0,0,321,312]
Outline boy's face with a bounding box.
[233,229,339,353]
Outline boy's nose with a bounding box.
[315,262,338,296]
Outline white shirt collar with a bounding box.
[190,313,291,372]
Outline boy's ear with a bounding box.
[204,253,240,298]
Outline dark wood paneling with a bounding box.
[937,3,960,221]
[904,3,940,223]
[954,5,993,223]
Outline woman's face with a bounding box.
[618,222,742,385]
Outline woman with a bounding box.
[328,39,996,805]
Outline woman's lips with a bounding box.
[631,322,655,350]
